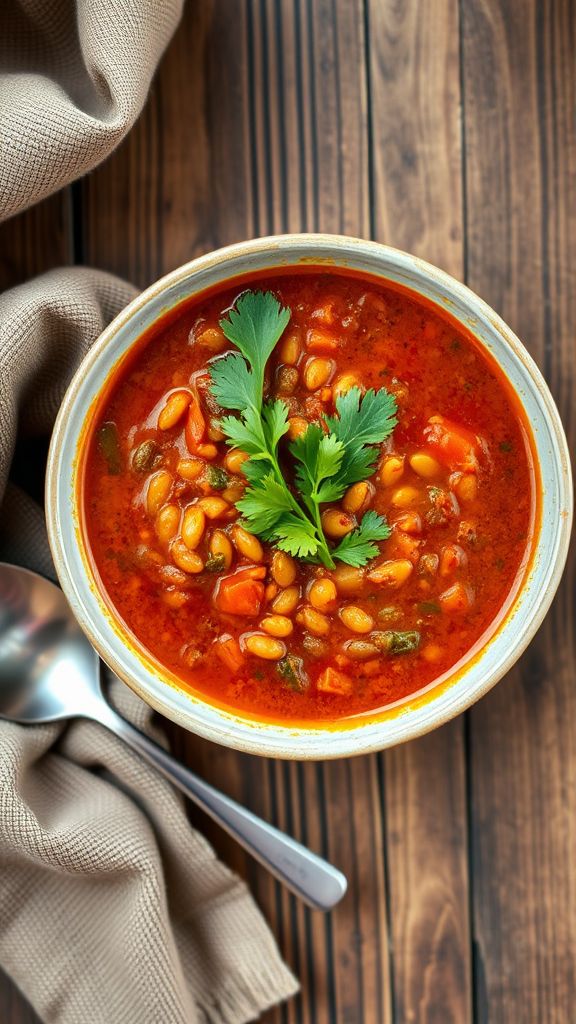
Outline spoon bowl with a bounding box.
[0,563,100,723]
[0,561,347,911]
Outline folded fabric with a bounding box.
[0,0,185,220]
[0,273,298,1023]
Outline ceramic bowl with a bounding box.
[46,234,572,758]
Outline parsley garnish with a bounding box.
[209,290,397,567]
[331,510,392,567]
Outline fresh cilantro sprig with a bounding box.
[208,290,397,567]
[210,291,335,565]
[332,510,391,566]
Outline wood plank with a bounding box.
[462,1,576,1020]
[0,193,71,292]
[367,2,473,1021]
[82,3,392,1023]
[0,970,40,1024]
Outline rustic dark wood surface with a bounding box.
[0,1,574,1021]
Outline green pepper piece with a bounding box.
[277,654,310,692]
[418,601,440,615]
[204,465,230,491]
[205,553,226,573]
[98,422,122,475]
[371,630,421,655]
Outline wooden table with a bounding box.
[1,2,574,1021]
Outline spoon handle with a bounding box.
[91,703,347,911]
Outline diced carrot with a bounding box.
[423,415,479,471]
[214,634,245,673]
[306,327,339,353]
[311,299,338,326]
[439,582,474,614]
[317,666,353,695]
[185,392,206,452]
[241,566,267,580]
[214,569,265,616]
[362,659,382,677]
[393,529,423,563]
[334,654,352,670]
[439,543,467,577]
[394,511,422,535]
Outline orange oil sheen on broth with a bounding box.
[81,267,536,724]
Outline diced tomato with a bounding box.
[361,659,382,677]
[310,299,338,327]
[423,415,479,471]
[241,565,267,580]
[185,392,206,452]
[394,511,422,535]
[214,634,245,673]
[439,582,474,613]
[214,568,265,617]
[316,667,353,695]
[306,327,339,353]
[392,529,423,563]
[439,543,467,577]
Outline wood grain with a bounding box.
[0,192,71,292]
[2,0,576,1021]
[367,2,472,1021]
[369,0,464,273]
[0,970,40,1024]
[463,1,576,1021]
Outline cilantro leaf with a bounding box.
[242,458,269,484]
[262,399,290,451]
[325,387,397,448]
[209,352,257,412]
[273,516,320,558]
[321,386,397,495]
[218,406,268,457]
[290,426,344,502]
[332,510,392,567]
[242,458,270,485]
[332,443,379,487]
[315,433,344,483]
[220,291,290,402]
[236,473,294,532]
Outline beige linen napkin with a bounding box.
[1,0,185,220]
[0,271,299,1023]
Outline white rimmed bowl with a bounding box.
[46,234,572,759]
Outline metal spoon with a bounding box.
[0,562,347,911]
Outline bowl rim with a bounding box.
[46,232,573,759]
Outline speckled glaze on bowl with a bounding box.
[46,235,572,759]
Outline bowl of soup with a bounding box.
[46,235,572,758]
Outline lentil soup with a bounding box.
[81,268,536,724]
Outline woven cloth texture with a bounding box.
[0,2,299,1021]
[1,0,184,219]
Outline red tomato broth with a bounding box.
[80,267,538,724]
